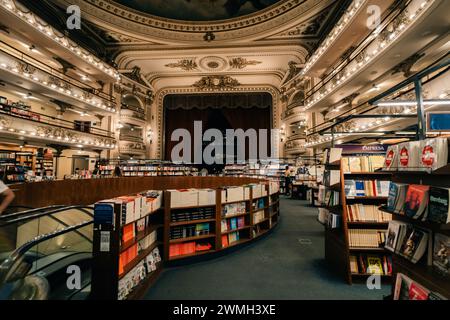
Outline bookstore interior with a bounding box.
[0,0,449,305]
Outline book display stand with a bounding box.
[379,170,450,298]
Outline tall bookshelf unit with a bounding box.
[322,153,393,284]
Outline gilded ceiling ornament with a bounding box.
[391,52,425,77]
[229,57,262,69]
[193,76,240,90]
[165,60,198,71]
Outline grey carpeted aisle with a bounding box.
[145,197,390,300]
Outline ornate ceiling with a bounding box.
[113,0,283,22]
[18,0,349,95]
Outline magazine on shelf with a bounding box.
[398,141,421,171]
[386,182,408,213]
[419,137,449,171]
[404,185,430,220]
[383,145,398,171]
[433,233,450,276]
[398,225,429,263]
[427,187,450,224]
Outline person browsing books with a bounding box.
[0,179,15,215]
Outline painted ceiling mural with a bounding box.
[113,0,283,21]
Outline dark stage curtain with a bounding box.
[164,93,272,164]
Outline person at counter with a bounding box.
[0,179,15,215]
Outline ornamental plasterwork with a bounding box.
[229,58,262,69]
[165,59,198,71]
[54,0,329,42]
[36,126,78,141]
[193,76,240,90]
[0,115,11,128]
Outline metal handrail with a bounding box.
[303,0,411,99]
[0,205,66,221]
[0,220,93,284]
[0,205,94,226]
[0,105,114,138]
[0,40,115,103]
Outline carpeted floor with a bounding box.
[144,196,390,300]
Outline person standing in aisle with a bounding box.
[0,179,15,215]
[113,165,123,177]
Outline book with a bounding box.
[432,233,450,276]
[349,255,358,273]
[366,255,384,275]
[385,221,407,252]
[398,141,420,171]
[383,145,398,171]
[409,282,430,300]
[386,182,408,213]
[398,226,429,263]
[404,185,429,219]
[427,187,450,224]
[420,137,449,171]
[393,273,412,300]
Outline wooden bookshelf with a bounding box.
[322,152,393,285]
[169,234,216,244]
[169,218,216,227]
[90,179,280,299]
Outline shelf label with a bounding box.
[100,231,110,252]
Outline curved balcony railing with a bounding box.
[120,104,146,121]
[0,104,116,148]
[303,0,434,110]
[0,41,116,111]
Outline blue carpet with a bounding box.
[145,197,390,300]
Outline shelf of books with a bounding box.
[380,137,450,300]
[91,190,165,300]
[98,160,199,178]
[319,147,393,284]
[90,180,280,299]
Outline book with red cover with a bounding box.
[404,185,429,219]
[222,235,229,248]
[169,244,181,257]
[122,223,135,244]
[409,282,429,300]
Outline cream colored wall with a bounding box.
[56,149,100,179]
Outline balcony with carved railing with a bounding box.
[0,40,117,114]
[120,103,146,125]
[302,0,445,112]
[284,138,307,155]
[0,103,116,149]
[0,0,120,82]
[118,141,147,156]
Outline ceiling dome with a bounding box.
[113,0,283,21]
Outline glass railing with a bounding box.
[0,206,93,262]
[0,221,93,300]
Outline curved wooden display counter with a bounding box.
[78,176,281,300]
[10,176,266,208]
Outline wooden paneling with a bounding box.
[10,176,264,208]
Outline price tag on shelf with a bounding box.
[100,231,111,252]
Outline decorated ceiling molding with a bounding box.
[52,0,342,44]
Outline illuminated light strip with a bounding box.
[0,60,117,113]
[300,0,367,76]
[302,0,434,111]
[376,99,450,106]
[0,0,120,81]
[0,123,116,148]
